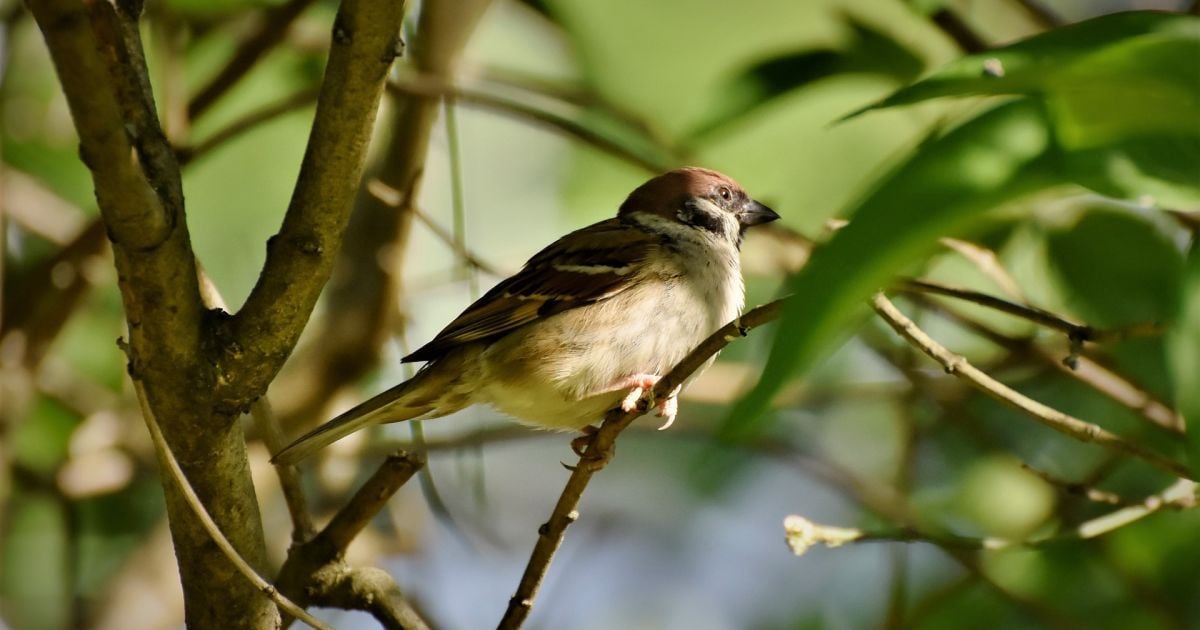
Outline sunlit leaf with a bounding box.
[718,99,1061,441]
[848,11,1200,205]
[688,16,924,142]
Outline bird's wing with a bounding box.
[403,218,659,363]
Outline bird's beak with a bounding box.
[740,199,780,226]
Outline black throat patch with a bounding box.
[679,200,728,239]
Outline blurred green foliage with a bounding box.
[2,0,1197,628]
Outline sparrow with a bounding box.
[274,167,779,465]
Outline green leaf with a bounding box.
[849,11,1200,205]
[687,16,924,142]
[1046,207,1184,328]
[1169,244,1200,474]
[718,99,1060,441]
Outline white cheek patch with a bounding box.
[691,197,725,216]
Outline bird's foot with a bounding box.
[570,425,598,457]
[618,373,661,413]
[613,374,680,430]
[655,386,681,431]
[564,425,614,472]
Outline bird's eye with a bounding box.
[718,187,732,201]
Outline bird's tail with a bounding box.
[271,375,436,465]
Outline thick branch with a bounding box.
[219,0,408,413]
[30,3,278,627]
[498,299,784,629]
[133,379,331,630]
[29,0,203,356]
[871,293,1191,480]
[304,565,430,630]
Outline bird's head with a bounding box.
[618,167,779,246]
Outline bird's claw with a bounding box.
[655,394,678,430]
[570,425,598,458]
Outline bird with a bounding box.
[273,167,778,465]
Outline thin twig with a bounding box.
[387,75,673,174]
[255,400,317,543]
[930,8,988,53]
[938,237,1025,300]
[1020,463,1131,507]
[366,179,501,275]
[871,293,1191,480]
[920,297,1185,434]
[177,87,319,165]
[188,0,318,119]
[498,299,785,629]
[897,278,1101,342]
[478,64,675,150]
[924,238,1185,434]
[1009,0,1065,28]
[785,477,1196,553]
[317,452,425,554]
[276,452,429,630]
[131,378,332,630]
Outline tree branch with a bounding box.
[217,0,408,414]
[305,565,430,630]
[30,3,279,626]
[387,74,672,173]
[930,8,988,54]
[871,293,1191,480]
[276,452,429,629]
[920,297,1186,435]
[132,378,332,630]
[785,477,1197,555]
[177,86,319,166]
[367,178,502,275]
[275,0,494,431]
[1,218,107,370]
[897,278,1123,344]
[498,299,785,629]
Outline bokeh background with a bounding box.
[2,0,1198,628]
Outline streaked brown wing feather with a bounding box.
[402,218,657,363]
